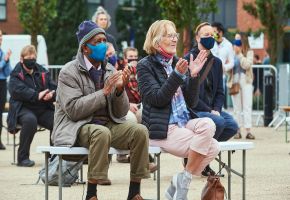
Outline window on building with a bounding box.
[0,0,6,21]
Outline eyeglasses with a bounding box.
[163,33,180,41]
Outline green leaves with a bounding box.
[156,0,217,30]
[17,0,57,48]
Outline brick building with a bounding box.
[0,0,23,34]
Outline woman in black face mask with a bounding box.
[7,45,57,167]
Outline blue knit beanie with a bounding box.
[76,20,106,46]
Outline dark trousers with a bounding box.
[0,80,7,138]
[17,107,54,162]
[197,111,238,141]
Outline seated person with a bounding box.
[7,45,56,167]
[106,42,118,69]
[137,20,220,199]
[123,47,142,124]
[116,47,156,169]
[51,20,150,200]
[185,22,238,175]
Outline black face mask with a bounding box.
[127,58,138,63]
[23,59,36,69]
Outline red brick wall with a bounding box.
[0,0,23,34]
[237,0,268,60]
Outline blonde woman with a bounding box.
[230,33,255,139]
[137,20,219,199]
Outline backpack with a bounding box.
[38,155,84,187]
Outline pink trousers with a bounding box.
[150,118,220,175]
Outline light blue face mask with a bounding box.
[87,43,107,62]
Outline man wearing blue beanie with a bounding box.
[52,20,150,200]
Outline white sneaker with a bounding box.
[165,181,175,200]
[172,172,189,200]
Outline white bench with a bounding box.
[217,141,254,200]
[37,141,254,200]
[37,146,162,200]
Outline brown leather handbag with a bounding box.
[201,165,226,200]
[229,82,240,95]
[229,69,240,95]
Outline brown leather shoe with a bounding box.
[97,179,112,185]
[116,154,130,163]
[131,194,144,200]
[149,162,158,173]
[87,196,98,200]
[246,133,255,140]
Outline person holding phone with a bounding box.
[7,45,56,167]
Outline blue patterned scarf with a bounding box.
[155,54,190,127]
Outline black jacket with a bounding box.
[184,47,224,113]
[137,55,200,139]
[7,62,57,133]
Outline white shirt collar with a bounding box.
[84,55,101,71]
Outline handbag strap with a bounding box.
[200,57,214,83]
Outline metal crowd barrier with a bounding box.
[225,64,277,126]
[47,65,63,82]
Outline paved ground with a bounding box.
[0,125,290,200]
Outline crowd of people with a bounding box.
[0,6,270,200]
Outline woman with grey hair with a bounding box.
[92,6,118,51]
[137,20,220,199]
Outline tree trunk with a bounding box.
[183,26,191,55]
[31,32,38,51]
[176,27,184,57]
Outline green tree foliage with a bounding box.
[45,0,88,65]
[17,0,57,49]
[156,0,217,56]
[115,0,161,57]
[243,0,290,65]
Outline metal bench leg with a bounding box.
[153,154,156,181]
[156,153,160,200]
[58,155,63,200]
[80,164,83,183]
[274,116,285,130]
[228,151,231,200]
[45,152,49,200]
[12,134,16,165]
[6,131,9,145]
[286,116,289,143]
[243,150,246,200]
[218,153,221,172]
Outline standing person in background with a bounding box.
[106,42,118,69]
[230,33,255,139]
[0,29,12,150]
[92,6,118,51]
[138,20,219,199]
[211,22,235,109]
